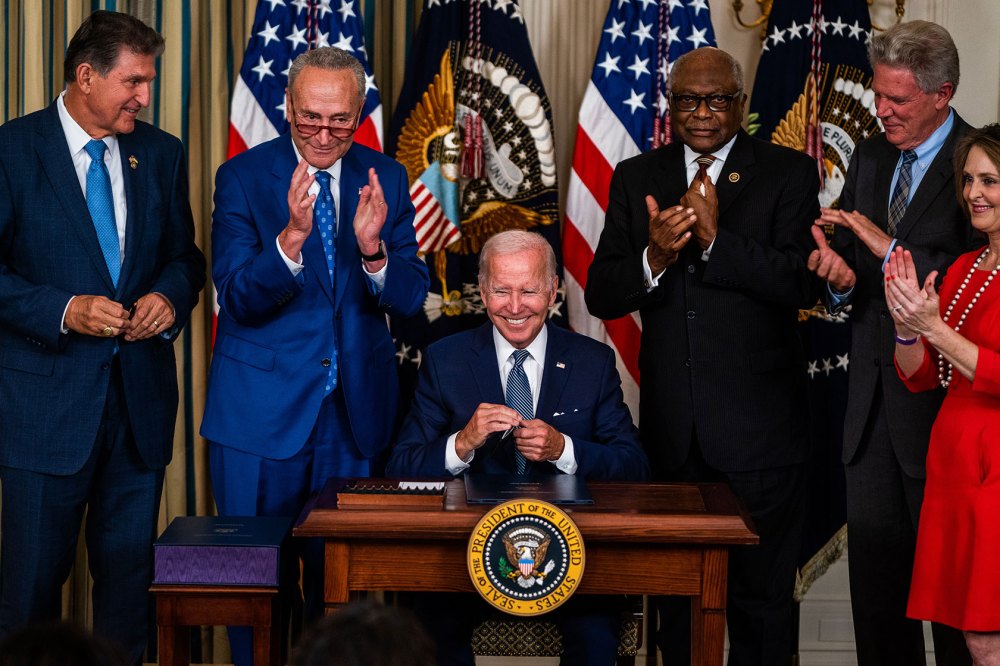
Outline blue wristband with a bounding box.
[895,334,919,346]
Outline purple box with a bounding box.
[153,516,291,587]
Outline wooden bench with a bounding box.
[150,584,280,666]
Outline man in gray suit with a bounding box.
[807,20,978,666]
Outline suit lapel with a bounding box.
[117,133,145,298]
[35,103,116,292]
[716,131,754,218]
[469,324,504,405]
[897,120,962,240]
[871,141,897,231]
[335,145,364,307]
[536,324,570,422]
[272,138,336,305]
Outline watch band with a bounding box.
[360,240,386,262]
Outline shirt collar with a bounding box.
[910,108,954,169]
[683,133,738,169]
[290,140,343,183]
[493,323,548,370]
[57,91,118,159]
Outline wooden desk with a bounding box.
[294,480,757,666]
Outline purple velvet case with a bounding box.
[153,516,291,586]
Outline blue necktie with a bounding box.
[887,149,917,237]
[314,171,338,395]
[85,139,120,287]
[506,349,533,474]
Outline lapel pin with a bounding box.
[129,155,138,170]
[728,172,740,183]
[556,361,566,369]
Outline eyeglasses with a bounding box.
[288,99,359,138]
[670,92,742,112]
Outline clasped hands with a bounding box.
[807,208,896,292]
[65,292,174,341]
[280,161,388,269]
[455,402,565,464]
[646,171,717,274]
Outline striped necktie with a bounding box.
[505,349,533,474]
[887,150,917,236]
[84,139,120,287]
[695,154,715,184]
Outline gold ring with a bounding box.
[152,320,160,327]
[102,326,114,337]
[892,305,903,312]
[377,201,386,206]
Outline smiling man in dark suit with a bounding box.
[388,230,648,665]
[586,47,820,665]
[806,21,976,666]
[0,11,205,664]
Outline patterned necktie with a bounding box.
[84,140,120,287]
[505,349,534,474]
[887,150,917,236]
[695,154,715,184]
[314,171,338,395]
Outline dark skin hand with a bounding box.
[646,199,697,275]
[679,170,718,250]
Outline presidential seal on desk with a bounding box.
[467,499,585,616]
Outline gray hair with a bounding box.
[671,47,744,92]
[479,231,557,284]
[287,47,365,103]
[868,20,959,94]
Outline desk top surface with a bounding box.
[294,480,758,545]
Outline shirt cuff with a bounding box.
[701,237,716,262]
[551,434,577,474]
[362,254,387,292]
[445,432,472,475]
[61,296,75,334]
[276,236,304,276]
[827,282,854,308]
[881,239,898,273]
[642,247,666,292]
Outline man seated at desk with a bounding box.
[387,230,649,666]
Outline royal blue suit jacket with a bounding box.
[202,136,429,459]
[0,102,206,474]
[387,323,649,481]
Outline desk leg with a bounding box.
[691,548,728,666]
[323,541,351,615]
[158,623,189,666]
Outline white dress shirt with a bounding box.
[445,325,578,475]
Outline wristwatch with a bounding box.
[360,240,386,262]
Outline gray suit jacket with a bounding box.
[834,112,981,475]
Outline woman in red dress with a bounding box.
[885,124,1000,665]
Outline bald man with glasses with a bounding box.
[587,46,821,665]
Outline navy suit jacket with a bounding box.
[586,131,820,475]
[201,136,429,459]
[387,323,649,481]
[0,102,206,474]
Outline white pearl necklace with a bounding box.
[938,247,999,388]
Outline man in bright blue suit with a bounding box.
[387,230,648,665]
[202,47,429,664]
[0,11,205,664]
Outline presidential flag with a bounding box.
[388,0,561,395]
[747,0,876,598]
[563,0,716,418]
[228,0,382,158]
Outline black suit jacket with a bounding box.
[586,131,820,475]
[833,113,981,475]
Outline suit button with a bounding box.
[684,358,692,367]
[687,265,695,274]
[321,358,332,367]
[101,362,110,370]
[872,358,879,366]
[686,310,696,319]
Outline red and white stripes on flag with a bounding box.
[411,180,461,253]
[563,0,715,420]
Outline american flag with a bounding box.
[562,0,715,418]
[227,0,383,160]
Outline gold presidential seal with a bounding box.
[467,499,585,616]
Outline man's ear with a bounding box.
[935,82,955,109]
[75,63,95,93]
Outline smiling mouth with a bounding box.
[504,316,528,325]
